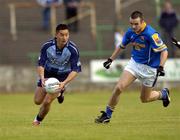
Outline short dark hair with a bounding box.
[56,24,69,32]
[130,11,144,20]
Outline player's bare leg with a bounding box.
[34,87,46,105]
[140,86,161,103]
[108,70,136,108]
[38,93,58,118]
[33,90,59,126]
[95,70,136,123]
[140,85,170,107]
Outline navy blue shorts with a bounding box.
[37,70,69,87]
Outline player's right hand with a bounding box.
[157,66,165,76]
[172,37,180,48]
[103,58,113,69]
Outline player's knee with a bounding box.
[115,84,124,94]
[34,88,45,105]
[34,99,42,105]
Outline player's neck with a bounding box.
[57,42,64,49]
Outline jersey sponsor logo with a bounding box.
[152,33,163,46]
[130,42,145,50]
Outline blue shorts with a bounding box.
[37,70,69,87]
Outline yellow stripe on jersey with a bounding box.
[153,44,167,52]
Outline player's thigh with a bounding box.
[116,70,136,90]
[34,86,46,104]
[140,85,152,99]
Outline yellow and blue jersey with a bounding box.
[120,23,167,68]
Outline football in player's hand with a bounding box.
[44,78,60,94]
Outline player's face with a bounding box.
[56,29,69,47]
[129,17,144,33]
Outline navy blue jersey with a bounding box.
[120,23,167,68]
[38,38,81,78]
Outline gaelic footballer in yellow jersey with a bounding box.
[120,22,167,68]
[95,11,170,124]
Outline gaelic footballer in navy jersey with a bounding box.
[32,24,81,126]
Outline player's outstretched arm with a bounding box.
[103,47,122,69]
[62,71,78,85]
[58,71,78,91]
[110,47,122,60]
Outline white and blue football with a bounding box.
[44,78,60,94]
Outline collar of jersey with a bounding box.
[135,22,147,34]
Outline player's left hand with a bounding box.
[59,82,66,91]
[103,58,113,69]
[172,37,180,48]
[157,66,165,76]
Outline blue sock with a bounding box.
[161,89,167,100]
[106,106,113,118]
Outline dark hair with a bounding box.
[130,11,144,20]
[56,24,69,32]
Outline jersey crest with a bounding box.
[152,33,163,46]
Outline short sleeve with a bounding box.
[69,47,81,72]
[150,33,167,52]
[38,46,47,67]
[120,29,131,49]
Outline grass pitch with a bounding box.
[0,89,179,140]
